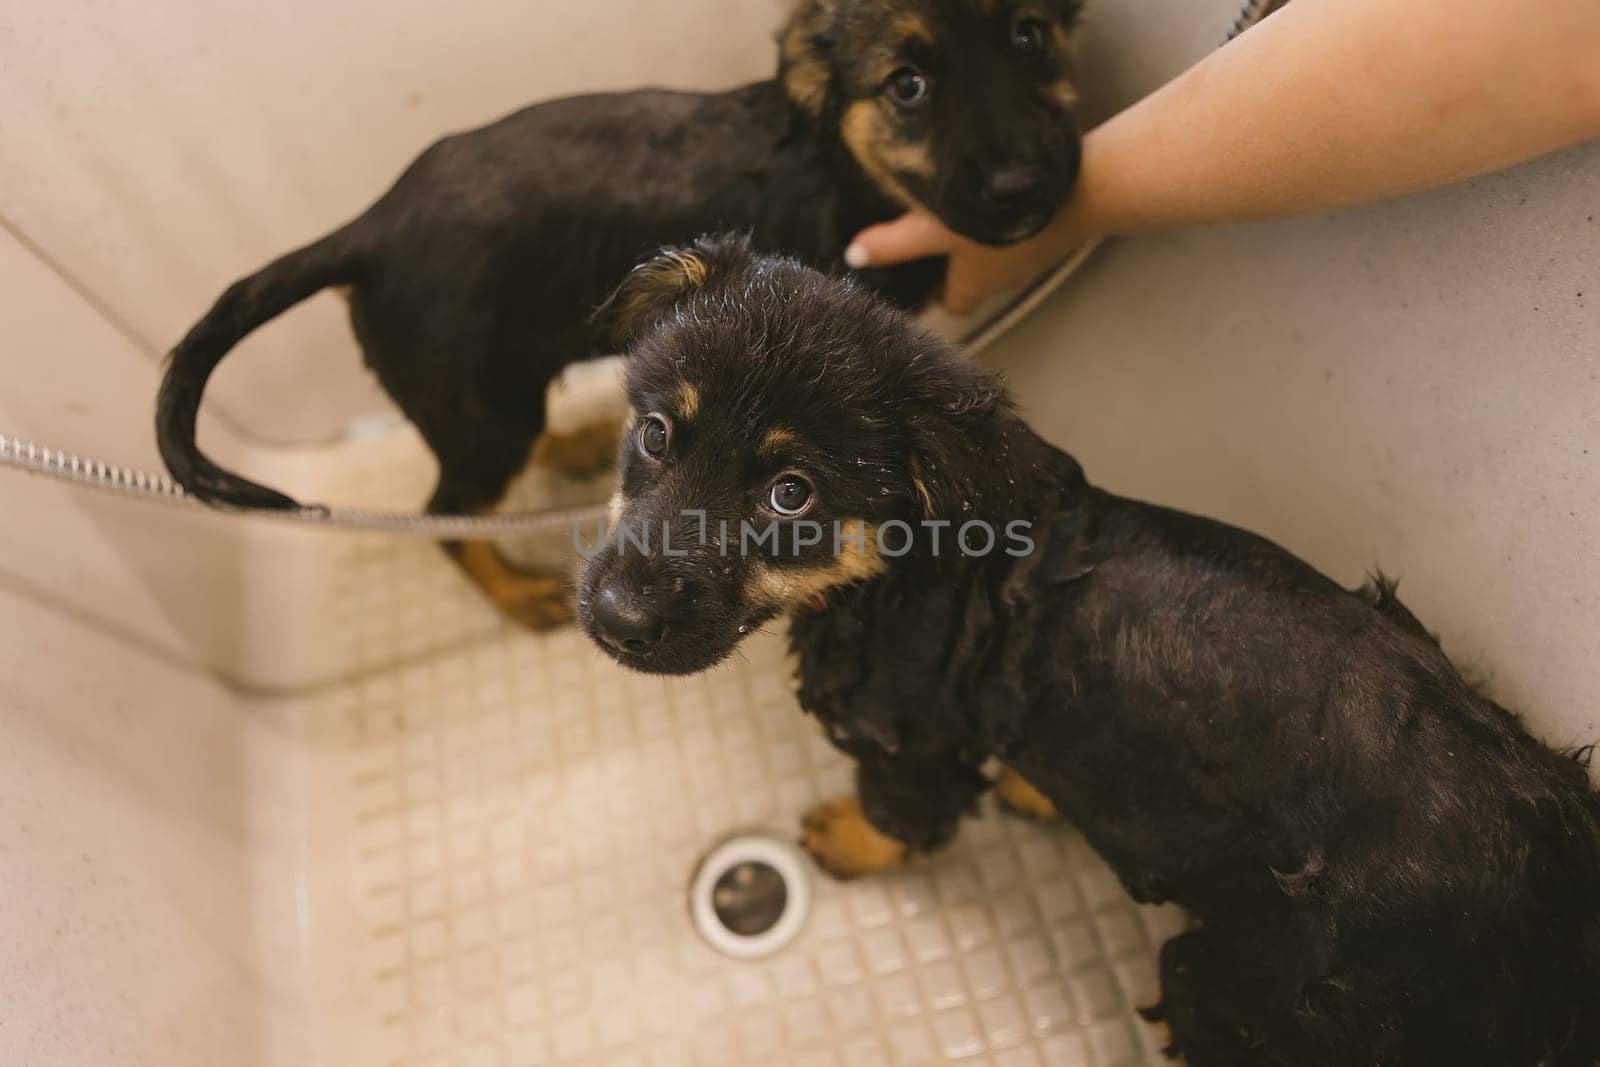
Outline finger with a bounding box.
[942,268,989,316]
[944,289,982,316]
[845,212,963,270]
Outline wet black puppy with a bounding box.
[155,0,1085,627]
[580,236,1600,1067]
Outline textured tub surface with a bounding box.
[298,523,1184,1067]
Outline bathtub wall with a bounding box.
[0,0,790,445]
[0,586,307,1067]
[998,139,1600,750]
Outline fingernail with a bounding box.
[843,242,870,270]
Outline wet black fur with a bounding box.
[582,237,1600,1067]
[154,0,1084,521]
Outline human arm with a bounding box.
[847,0,1600,313]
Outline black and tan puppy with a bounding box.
[579,236,1600,1067]
[155,0,1085,627]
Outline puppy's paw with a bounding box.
[452,542,575,630]
[1154,1023,1188,1064]
[491,574,575,631]
[532,419,622,478]
[1137,1004,1186,1063]
[800,797,908,880]
[994,766,1058,821]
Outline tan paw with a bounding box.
[489,574,575,630]
[800,796,909,880]
[531,419,622,477]
[451,541,575,631]
[1153,1020,1188,1064]
[995,766,1058,821]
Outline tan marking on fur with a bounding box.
[841,101,934,210]
[1048,76,1080,113]
[1150,1020,1187,1064]
[1049,14,1088,52]
[745,519,885,611]
[676,381,700,421]
[760,426,798,454]
[995,766,1059,820]
[531,419,621,476]
[888,10,934,46]
[851,101,936,181]
[678,253,709,288]
[605,409,635,526]
[332,284,353,304]
[800,795,909,879]
[601,250,711,341]
[880,138,936,180]
[779,0,836,118]
[907,453,936,516]
[449,541,573,630]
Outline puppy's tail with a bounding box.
[156,223,365,509]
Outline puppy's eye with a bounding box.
[885,67,930,108]
[637,413,670,460]
[1012,18,1048,56]
[766,473,815,518]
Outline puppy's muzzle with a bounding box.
[980,164,1047,208]
[589,578,667,655]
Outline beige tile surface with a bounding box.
[297,590,1186,1066]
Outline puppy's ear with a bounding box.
[594,234,753,347]
[900,355,1012,522]
[778,0,837,120]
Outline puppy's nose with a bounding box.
[591,580,665,655]
[981,165,1046,206]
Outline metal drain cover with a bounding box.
[690,835,811,958]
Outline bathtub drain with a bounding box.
[690,835,811,958]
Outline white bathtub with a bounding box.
[1,3,1596,1065]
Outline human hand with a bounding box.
[844,210,1087,316]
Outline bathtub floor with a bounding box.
[293,560,1181,1065]
[275,408,1183,1067]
